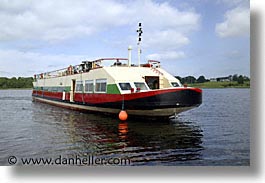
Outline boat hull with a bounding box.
[32,87,202,119]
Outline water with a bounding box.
[0,89,250,166]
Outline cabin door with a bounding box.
[145,76,159,89]
[70,79,76,102]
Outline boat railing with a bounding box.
[34,58,129,80]
[34,58,161,81]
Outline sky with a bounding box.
[0,0,250,78]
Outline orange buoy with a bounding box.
[119,110,128,121]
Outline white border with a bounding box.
[1,1,264,183]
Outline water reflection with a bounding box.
[32,102,204,165]
[118,122,128,141]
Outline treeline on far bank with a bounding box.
[175,74,250,88]
[0,77,33,89]
[175,74,250,84]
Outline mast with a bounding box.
[128,45,132,67]
[136,22,143,67]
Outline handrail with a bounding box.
[94,58,128,62]
[33,58,161,80]
[34,58,129,80]
[148,60,160,63]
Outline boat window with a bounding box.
[76,81,83,92]
[58,87,64,92]
[171,82,180,87]
[52,87,58,92]
[95,79,107,93]
[134,82,148,90]
[145,76,159,89]
[119,83,131,90]
[85,80,94,92]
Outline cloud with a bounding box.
[0,49,86,77]
[0,0,200,45]
[129,0,200,51]
[0,0,201,76]
[215,6,249,38]
[0,0,129,42]
[146,51,185,61]
[128,0,200,31]
[143,30,189,51]
[129,0,200,61]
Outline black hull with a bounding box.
[95,88,202,110]
[33,88,202,119]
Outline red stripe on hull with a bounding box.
[33,90,70,101]
[33,87,202,104]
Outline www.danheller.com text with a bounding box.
[7,155,131,166]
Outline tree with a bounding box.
[8,77,17,88]
[0,77,33,89]
[232,74,238,82]
[237,75,244,84]
[197,75,207,83]
[181,76,196,84]
[0,77,8,88]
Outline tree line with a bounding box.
[0,77,33,89]
[175,74,250,84]
[0,74,250,89]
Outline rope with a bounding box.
[122,95,125,110]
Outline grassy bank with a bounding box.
[188,81,250,88]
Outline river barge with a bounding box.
[32,57,202,119]
[32,24,202,120]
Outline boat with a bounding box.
[32,24,202,120]
[32,57,202,119]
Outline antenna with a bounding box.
[136,22,143,67]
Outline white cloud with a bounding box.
[146,51,185,61]
[0,0,129,42]
[128,0,200,31]
[143,30,189,50]
[0,0,200,45]
[215,6,249,38]
[129,0,200,51]
[129,0,200,61]
[0,49,86,77]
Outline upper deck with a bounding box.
[34,58,162,81]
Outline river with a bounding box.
[0,88,249,166]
